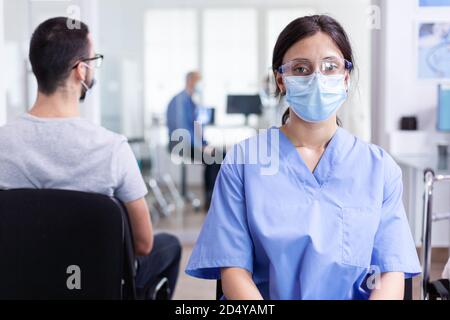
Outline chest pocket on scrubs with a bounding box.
[342,207,380,268]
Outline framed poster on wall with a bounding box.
[417,21,450,80]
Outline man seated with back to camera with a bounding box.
[0,17,181,300]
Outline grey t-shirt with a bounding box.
[0,113,148,203]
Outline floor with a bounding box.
[173,245,216,300]
[152,192,448,300]
[153,190,216,300]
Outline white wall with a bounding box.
[0,0,5,126]
[375,0,450,148]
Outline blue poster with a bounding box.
[420,0,450,6]
[418,22,450,79]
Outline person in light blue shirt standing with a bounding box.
[166,72,221,209]
[186,15,422,300]
[167,72,205,150]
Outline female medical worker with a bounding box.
[186,15,421,300]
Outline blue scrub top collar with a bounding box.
[274,126,354,187]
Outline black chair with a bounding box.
[428,280,450,300]
[0,189,137,300]
[216,278,415,300]
[404,278,414,300]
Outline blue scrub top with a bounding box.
[186,127,421,300]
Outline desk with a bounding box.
[396,155,450,175]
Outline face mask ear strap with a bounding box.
[80,62,95,90]
[78,62,92,87]
[81,81,89,91]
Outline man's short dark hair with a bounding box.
[29,17,90,95]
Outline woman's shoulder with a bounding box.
[348,131,402,177]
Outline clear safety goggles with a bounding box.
[277,57,353,77]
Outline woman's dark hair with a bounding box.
[272,15,354,126]
[29,17,90,95]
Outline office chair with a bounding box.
[216,278,415,300]
[0,189,138,300]
[428,280,450,300]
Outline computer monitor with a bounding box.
[197,107,215,126]
[227,95,263,125]
[438,84,450,132]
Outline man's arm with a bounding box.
[125,198,153,256]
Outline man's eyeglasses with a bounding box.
[72,54,104,69]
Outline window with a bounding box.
[202,9,258,125]
[145,9,199,117]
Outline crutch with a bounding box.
[421,169,450,300]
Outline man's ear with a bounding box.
[74,63,87,82]
[275,72,286,95]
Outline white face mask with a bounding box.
[194,82,203,95]
[80,63,96,102]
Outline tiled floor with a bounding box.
[153,197,449,300]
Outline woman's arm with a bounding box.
[221,268,264,300]
[369,272,405,300]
